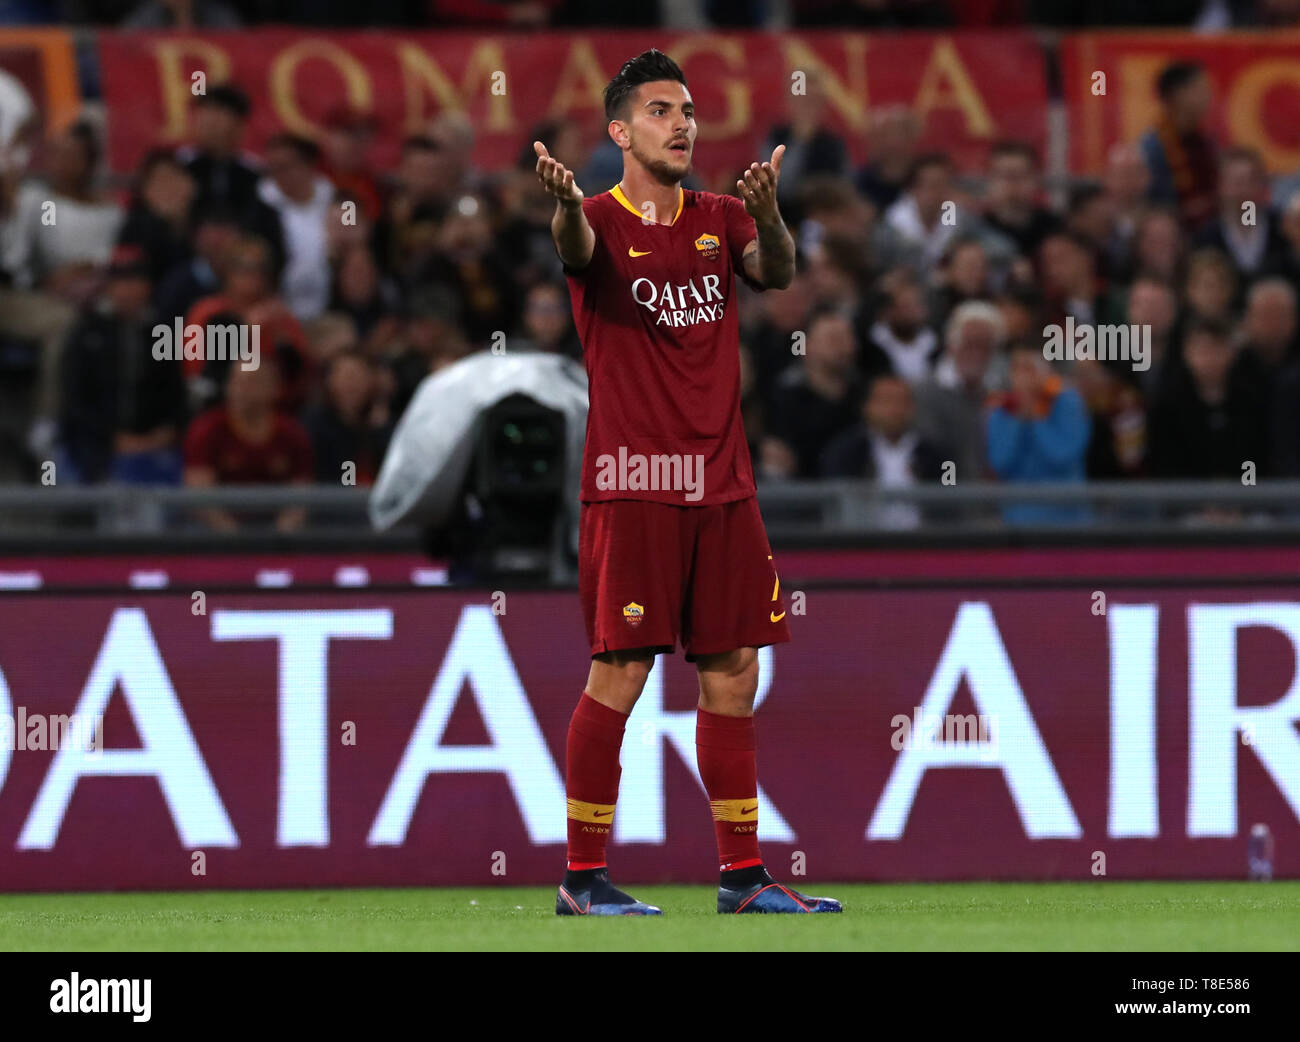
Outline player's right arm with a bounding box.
[534,141,594,271]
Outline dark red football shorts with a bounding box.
[578,496,792,660]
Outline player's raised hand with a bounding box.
[737,144,785,224]
[534,141,584,207]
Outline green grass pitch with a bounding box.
[1,881,1296,951]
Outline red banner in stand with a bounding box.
[0,557,1298,891]
[1063,31,1300,174]
[95,30,1048,184]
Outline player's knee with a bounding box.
[697,649,759,712]
[587,648,655,710]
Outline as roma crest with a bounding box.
[694,233,720,261]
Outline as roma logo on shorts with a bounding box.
[694,233,720,261]
[622,602,645,627]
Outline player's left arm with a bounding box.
[737,144,795,291]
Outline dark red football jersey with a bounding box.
[565,185,762,506]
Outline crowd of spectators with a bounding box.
[2,55,1300,529]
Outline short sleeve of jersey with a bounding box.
[560,196,607,278]
[722,193,764,292]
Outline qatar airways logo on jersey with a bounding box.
[631,275,725,328]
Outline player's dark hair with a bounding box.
[604,49,688,121]
[1156,61,1204,101]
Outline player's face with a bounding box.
[617,80,696,185]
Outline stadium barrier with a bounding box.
[0,541,1296,889]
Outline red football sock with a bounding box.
[564,692,628,869]
[696,707,763,872]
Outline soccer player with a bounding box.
[536,49,841,915]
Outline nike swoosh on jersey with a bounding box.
[628,247,653,257]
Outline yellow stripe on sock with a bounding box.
[710,798,759,823]
[566,798,616,824]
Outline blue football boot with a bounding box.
[718,867,842,914]
[555,868,663,916]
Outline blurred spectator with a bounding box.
[183,359,313,531]
[1074,357,1147,478]
[929,237,991,329]
[1194,147,1289,283]
[117,148,197,286]
[762,306,863,478]
[185,234,311,412]
[1140,61,1217,231]
[820,372,948,529]
[864,266,940,385]
[499,122,583,288]
[178,85,284,266]
[1182,247,1237,324]
[982,141,1061,260]
[258,133,334,321]
[417,192,521,345]
[1039,231,1102,332]
[742,273,811,409]
[320,107,383,221]
[59,243,187,484]
[806,235,871,334]
[1238,277,1297,380]
[856,106,921,213]
[1237,278,1297,456]
[1127,206,1185,285]
[511,280,581,360]
[914,299,1005,482]
[154,199,241,325]
[796,175,875,257]
[387,284,471,416]
[1124,275,1179,392]
[2,119,121,296]
[986,340,1091,523]
[763,68,849,221]
[995,287,1041,344]
[302,351,392,487]
[879,153,969,273]
[1065,183,1115,277]
[329,243,401,350]
[375,135,452,282]
[1102,142,1152,271]
[122,0,242,28]
[0,119,120,458]
[1147,318,1268,479]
